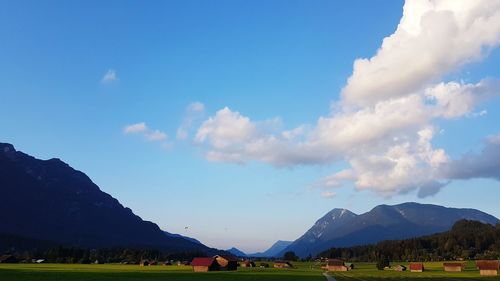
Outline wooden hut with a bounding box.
[476,260,499,276]
[325,259,350,271]
[273,260,293,268]
[241,260,256,267]
[409,262,424,272]
[0,255,18,264]
[443,262,464,272]
[214,255,238,271]
[191,257,219,272]
[395,265,406,271]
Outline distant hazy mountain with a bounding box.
[280,202,500,258]
[248,240,293,257]
[226,247,247,257]
[0,142,215,254]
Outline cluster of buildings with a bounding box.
[189,256,296,272]
[407,260,499,276]
[322,259,499,276]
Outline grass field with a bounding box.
[0,262,324,281]
[1,261,499,281]
[330,261,500,281]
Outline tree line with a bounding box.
[0,233,208,263]
[318,220,500,262]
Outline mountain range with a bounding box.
[226,240,293,258]
[0,142,216,254]
[2,142,499,260]
[280,203,499,258]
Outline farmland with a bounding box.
[1,261,499,281]
[330,261,500,281]
[0,262,323,281]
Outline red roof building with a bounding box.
[214,255,238,271]
[476,260,499,276]
[324,259,350,271]
[409,262,424,272]
[191,257,219,272]
[443,262,464,272]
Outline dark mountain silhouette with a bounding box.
[0,142,215,254]
[280,203,499,258]
[318,219,500,261]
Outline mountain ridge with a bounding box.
[0,142,216,254]
[280,202,499,258]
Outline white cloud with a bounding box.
[341,0,500,108]
[146,130,168,142]
[196,107,257,149]
[124,122,168,143]
[101,69,118,84]
[194,0,500,198]
[321,191,337,199]
[425,79,500,119]
[124,122,147,134]
[176,102,205,140]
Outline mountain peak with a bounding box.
[226,247,247,257]
[0,142,216,254]
[281,202,499,258]
[0,142,15,153]
[328,208,356,218]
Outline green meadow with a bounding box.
[1,261,499,281]
[0,262,323,281]
[331,261,500,281]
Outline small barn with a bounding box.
[139,260,149,266]
[191,257,219,272]
[214,255,238,271]
[476,260,499,276]
[325,259,350,271]
[443,262,464,272]
[395,265,406,271]
[0,255,18,264]
[274,260,293,268]
[409,262,424,272]
[241,260,256,267]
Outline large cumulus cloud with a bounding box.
[194,0,500,198]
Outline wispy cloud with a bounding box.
[101,69,118,84]
[321,191,337,199]
[124,122,147,134]
[176,102,205,140]
[124,122,168,143]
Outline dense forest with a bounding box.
[0,233,209,263]
[318,220,500,262]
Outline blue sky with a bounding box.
[1,0,500,253]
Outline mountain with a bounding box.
[164,231,202,245]
[226,247,247,257]
[0,142,215,253]
[248,240,293,257]
[318,219,500,261]
[280,202,500,258]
